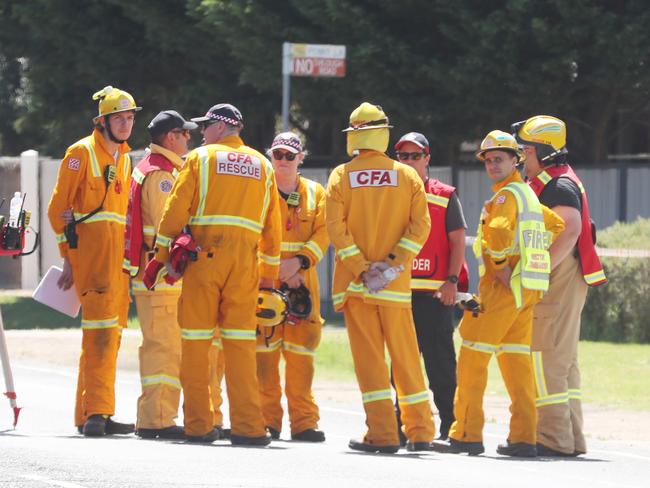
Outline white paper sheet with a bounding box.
[32,266,81,318]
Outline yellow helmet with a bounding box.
[476,130,525,162]
[342,102,393,156]
[512,115,567,162]
[92,85,142,122]
[256,288,289,328]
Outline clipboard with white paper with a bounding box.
[32,266,81,318]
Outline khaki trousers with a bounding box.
[532,254,588,454]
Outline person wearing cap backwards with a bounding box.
[154,103,282,445]
[326,102,435,453]
[442,130,564,457]
[513,116,606,457]
[123,110,199,440]
[255,132,329,443]
[47,86,140,436]
[393,132,468,441]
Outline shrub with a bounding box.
[582,218,650,343]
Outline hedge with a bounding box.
[582,218,650,343]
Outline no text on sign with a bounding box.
[283,43,346,78]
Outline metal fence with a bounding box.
[2,153,650,316]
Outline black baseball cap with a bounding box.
[395,132,430,153]
[147,110,198,138]
[191,103,244,127]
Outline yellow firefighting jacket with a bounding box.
[155,135,282,280]
[131,144,184,295]
[48,128,131,258]
[479,170,565,280]
[326,150,430,310]
[278,175,328,324]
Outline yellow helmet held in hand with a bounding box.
[512,115,567,163]
[476,130,525,162]
[342,102,393,156]
[92,85,142,122]
[256,288,289,328]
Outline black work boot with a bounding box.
[266,426,281,440]
[406,441,433,452]
[136,425,186,440]
[291,429,325,442]
[231,433,272,446]
[348,438,400,454]
[536,443,578,457]
[448,438,485,456]
[82,415,107,437]
[186,428,222,444]
[497,441,537,457]
[105,417,135,435]
[215,426,231,440]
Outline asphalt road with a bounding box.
[1,358,649,487]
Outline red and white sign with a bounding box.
[349,169,398,188]
[285,43,346,78]
[216,151,262,180]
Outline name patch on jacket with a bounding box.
[349,169,398,188]
[216,151,261,180]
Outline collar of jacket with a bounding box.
[492,168,523,193]
[149,143,184,171]
[216,134,244,148]
[92,127,131,159]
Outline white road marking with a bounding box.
[20,473,88,488]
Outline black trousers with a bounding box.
[395,292,457,434]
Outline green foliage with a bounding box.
[582,218,650,343]
[2,1,650,163]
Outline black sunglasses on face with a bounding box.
[396,151,426,161]
[171,129,190,136]
[272,150,297,161]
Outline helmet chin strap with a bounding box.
[104,117,126,144]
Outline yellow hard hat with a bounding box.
[512,115,567,162]
[342,102,393,156]
[476,130,525,162]
[256,288,289,328]
[92,85,141,122]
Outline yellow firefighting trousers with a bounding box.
[450,281,539,444]
[256,320,322,434]
[71,226,130,427]
[343,297,435,445]
[134,292,225,430]
[532,254,588,454]
[178,236,265,437]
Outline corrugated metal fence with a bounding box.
[2,153,650,316]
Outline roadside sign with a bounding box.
[283,43,346,78]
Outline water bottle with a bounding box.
[382,265,404,283]
[9,192,22,228]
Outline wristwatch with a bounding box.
[446,274,459,284]
[296,254,310,270]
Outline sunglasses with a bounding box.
[396,151,426,161]
[171,129,190,136]
[272,150,297,161]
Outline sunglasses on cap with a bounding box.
[396,151,427,161]
[272,150,297,161]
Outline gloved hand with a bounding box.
[455,292,482,315]
[362,267,389,294]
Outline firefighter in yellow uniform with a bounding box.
[256,132,329,442]
[47,86,140,436]
[155,103,282,445]
[445,131,565,457]
[326,103,435,453]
